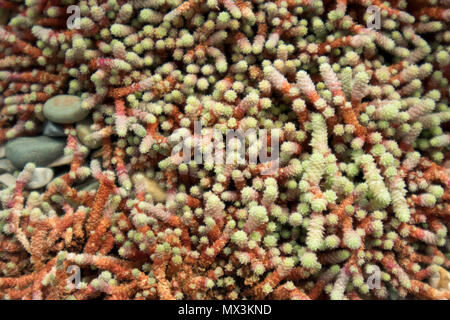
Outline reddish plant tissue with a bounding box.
[0,0,449,300]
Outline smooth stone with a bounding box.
[0,159,15,174]
[43,95,89,124]
[43,121,66,137]
[48,154,73,167]
[430,266,450,290]
[131,174,167,203]
[26,167,54,189]
[76,119,101,149]
[0,144,5,158]
[77,179,100,192]
[6,136,65,169]
[0,173,16,188]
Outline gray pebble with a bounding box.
[43,121,66,137]
[0,173,16,188]
[6,136,66,169]
[43,95,89,124]
[48,154,73,167]
[26,167,54,189]
[0,159,15,174]
[76,119,101,149]
[77,179,100,191]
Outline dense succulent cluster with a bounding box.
[0,0,449,300]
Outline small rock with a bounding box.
[131,174,167,203]
[430,266,450,291]
[48,154,73,167]
[77,179,100,191]
[0,144,5,158]
[0,173,16,188]
[43,121,66,137]
[26,167,54,189]
[6,136,65,169]
[0,159,15,174]
[43,95,89,124]
[76,119,101,149]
